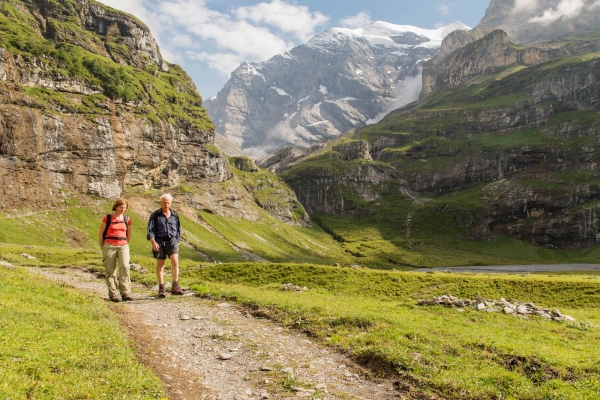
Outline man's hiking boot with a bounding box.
[122,295,134,302]
[158,284,166,298]
[109,297,121,302]
[171,281,184,295]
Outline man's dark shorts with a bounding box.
[153,244,179,260]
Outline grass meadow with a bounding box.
[0,265,166,399]
[1,199,599,399]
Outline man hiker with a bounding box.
[147,193,183,297]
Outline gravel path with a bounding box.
[30,267,405,400]
[415,264,600,274]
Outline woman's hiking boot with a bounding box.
[158,284,166,298]
[171,281,184,295]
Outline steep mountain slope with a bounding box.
[205,21,468,155]
[0,0,323,266]
[277,28,600,262]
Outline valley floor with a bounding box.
[31,267,405,400]
[417,264,600,273]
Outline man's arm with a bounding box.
[147,211,159,251]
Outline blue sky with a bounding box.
[97,0,490,98]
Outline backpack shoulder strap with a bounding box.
[102,214,111,242]
[123,215,129,239]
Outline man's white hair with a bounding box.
[160,193,173,202]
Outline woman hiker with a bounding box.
[98,198,133,302]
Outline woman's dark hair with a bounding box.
[112,198,128,211]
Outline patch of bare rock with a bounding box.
[417,294,575,321]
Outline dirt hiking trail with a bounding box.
[31,267,409,400]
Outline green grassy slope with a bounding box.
[0,266,165,399]
[0,0,212,130]
[185,263,600,400]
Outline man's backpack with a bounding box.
[102,214,129,242]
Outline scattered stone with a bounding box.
[219,353,232,360]
[417,294,575,321]
[291,387,315,396]
[129,263,148,273]
[282,367,294,374]
[260,366,273,371]
[0,261,15,268]
[348,264,361,269]
[282,283,306,291]
[180,315,191,320]
[259,390,270,399]
[193,316,203,320]
[315,383,328,393]
[19,253,35,260]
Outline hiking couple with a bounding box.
[98,194,183,302]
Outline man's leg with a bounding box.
[170,254,183,295]
[156,257,166,297]
[170,253,179,282]
[156,258,165,284]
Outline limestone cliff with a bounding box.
[279,39,600,249]
[0,0,310,227]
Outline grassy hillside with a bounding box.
[0,266,165,399]
[0,0,212,130]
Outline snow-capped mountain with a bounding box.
[204,21,469,155]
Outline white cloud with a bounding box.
[528,0,587,23]
[339,12,372,29]
[96,0,329,77]
[236,0,329,42]
[512,0,538,14]
[187,51,247,78]
[438,3,451,16]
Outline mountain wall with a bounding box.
[0,0,310,227]
[205,22,468,155]
[279,28,600,249]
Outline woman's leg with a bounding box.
[117,244,132,297]
[102,244,120,300]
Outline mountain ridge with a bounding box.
[205,20,469,155]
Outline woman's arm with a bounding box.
[98,221,106,249]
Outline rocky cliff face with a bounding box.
[205,21,468,155]
[0,0,310,227]
[279,31,600,248]
[0,0,223,205]
[422,29,600,97]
